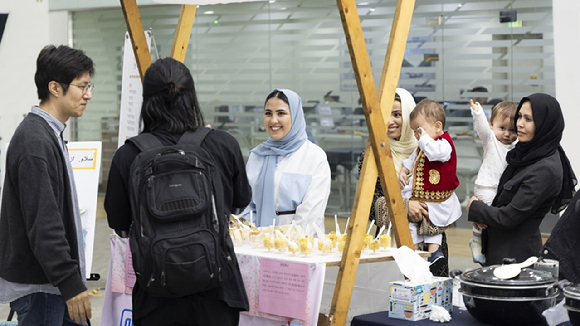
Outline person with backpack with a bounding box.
[105,57,251,326]
[240,89,332,231]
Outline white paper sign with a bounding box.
[68,141,102,279]
[118,31,152,148]
[68,148,97,169]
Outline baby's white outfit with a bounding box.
[470,103,516,264]
[402,134,462,246]
[471,104,516,205]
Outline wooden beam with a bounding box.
[372,0,416,248]
[120,0,152,81]
[329,0,416,325]
[170,5,197,63]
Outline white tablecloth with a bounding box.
[235,245,405,326]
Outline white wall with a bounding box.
[0,1,71,184]
[553,0,580,182]
[0,0,49,171]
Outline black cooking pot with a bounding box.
[459,260,558,326]
[564,285,580,326]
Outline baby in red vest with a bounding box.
[398,99,462,272]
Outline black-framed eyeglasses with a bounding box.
[69,83,94,95]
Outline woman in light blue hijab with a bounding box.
[242,89,331,231]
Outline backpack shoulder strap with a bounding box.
[126,133,164,152]
[178,127,212,146]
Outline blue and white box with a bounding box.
[388,277,452,321]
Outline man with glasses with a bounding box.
[0,45,94,325]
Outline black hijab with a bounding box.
[494,93,576,214]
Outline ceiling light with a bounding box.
[359,2,369,5]
[369,8,375,11]
[204,11,214,14]
[268,0,275,3]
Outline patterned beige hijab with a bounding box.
[389,88,418,175]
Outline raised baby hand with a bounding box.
[470,99,482,111]
[415,127,426,139]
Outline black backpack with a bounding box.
[127,127,232,298]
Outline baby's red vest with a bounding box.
[411,132,460,203]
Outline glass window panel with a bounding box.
[72,0,553,215]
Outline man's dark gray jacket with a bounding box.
[0,113,86,301]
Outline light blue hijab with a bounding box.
[251,88,308,226]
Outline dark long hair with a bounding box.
[140,57,204,133]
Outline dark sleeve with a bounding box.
[229,135,252,209]
[18,156,86,300]
[468,163,562,230]
[104,144,138,233]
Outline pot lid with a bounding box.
[460,265,557,286]
[564,285,580,299]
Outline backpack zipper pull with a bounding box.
[161,272,166,286]
[147,275,154,287]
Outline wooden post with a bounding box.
[170,5,197,63]
[120,0,152,80]
[364,0,417,247]
[329,0,416,325]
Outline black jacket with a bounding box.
[542,190,580,282]
[0,113,86,301]
[468,151,563,266]
[105,126,252,319]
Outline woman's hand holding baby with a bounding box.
[408,200,428,223]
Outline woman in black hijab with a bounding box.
[466,93,576,266]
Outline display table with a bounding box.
[235,243,426,266]
[101,235,429,326]
[235,245,429,326]
[351,306,572,326]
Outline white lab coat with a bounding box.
[244,140,331,232]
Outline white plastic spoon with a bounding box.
[232,214,250,229]
[312,223,331,247]
[367,219,375,235]
[493,256,539,279]
[375,225,386,240]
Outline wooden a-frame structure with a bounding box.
[119,0,416,325]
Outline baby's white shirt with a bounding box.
[401,135,462,227]
[471,105,516,188]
